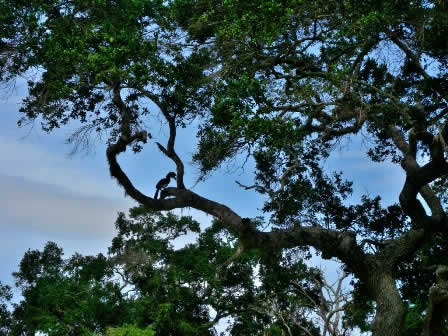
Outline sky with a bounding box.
[0,77,406,306]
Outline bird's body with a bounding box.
[154,172,176,199]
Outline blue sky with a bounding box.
[0,78,405,298]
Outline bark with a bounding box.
[422,265,448,336]
[423,285,448,336]
[369,271,406,336]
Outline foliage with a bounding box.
[10,242,128,336]
[105,324,155,336]
[0,282,12,335]
[1,208,334,335]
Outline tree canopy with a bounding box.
[2,0,448,335]
[4,208,337,336]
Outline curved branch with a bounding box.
[158,110,186,189]
[381,125,447,264]
[387,126,447,220]
[138,88,185,189]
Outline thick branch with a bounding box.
[172,191,365,271]
[422,265,448,336]
[381,126,447,264]
[388,126,447,220]
[238,224,368,277]
[381,228,426,265]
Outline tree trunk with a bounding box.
[422,284,448,336]
[369,272,407,336]
[422,266,448,336]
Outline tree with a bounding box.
[110,207,324,335]
[7,207,327,335]
[250,270,354,336]
[105,324,155,336]
[0,282,12,336]
[2,0,448,335]
[10,242,129,335]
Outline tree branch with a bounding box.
[139,88,186,189]
[158,108,186,189]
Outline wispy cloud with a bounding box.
[0,174,133,237]
[0,135,124,199]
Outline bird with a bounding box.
[154,172,176,199]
